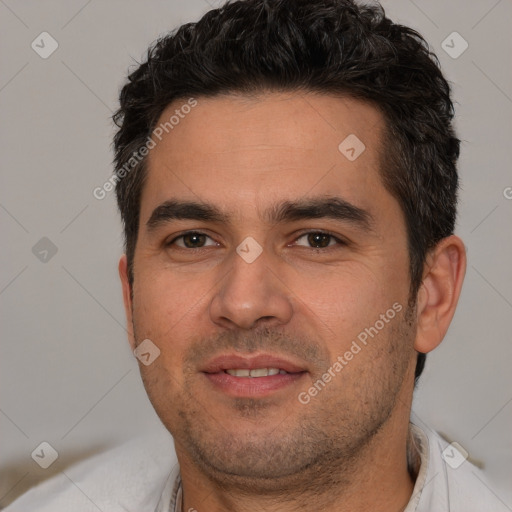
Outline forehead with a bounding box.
[141,92,387,219]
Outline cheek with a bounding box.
[131,273,206,398]
[289,264,390,338]
[289,259,409,362]
[131,269,210,350]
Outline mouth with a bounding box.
[201,353,308,398]
[223,367,289,377]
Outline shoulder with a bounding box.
[4,430,178,512]
[412,423,510,512]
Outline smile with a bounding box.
[224,368,289,377]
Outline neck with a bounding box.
[177,410,417,512]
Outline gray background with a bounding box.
[1,0,511,508]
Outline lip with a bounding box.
[201,353,307,374]
[201,353,308,399]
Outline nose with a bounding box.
[209,245,294,331]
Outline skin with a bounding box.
[119,92,466,512]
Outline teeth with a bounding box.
[225,367,284,378]
[226,369,251,377]
[250,368,269,378]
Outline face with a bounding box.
[121,93,418,488]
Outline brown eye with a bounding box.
[308,233,332,248]
[183,233,206,248]
[295,232,340,249]
[170,232,216,249]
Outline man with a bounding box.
[6,0,508,511]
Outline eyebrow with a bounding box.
[145,196,374,232]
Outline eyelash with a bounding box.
[166,230,347,250]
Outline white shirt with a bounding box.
[5,423,509,511]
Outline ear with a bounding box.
[119,254,136,351]
[414,235,467,354]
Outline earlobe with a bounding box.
[118,255,136,351]
[414,236,467,354]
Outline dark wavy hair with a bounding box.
[113,0,460,383]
